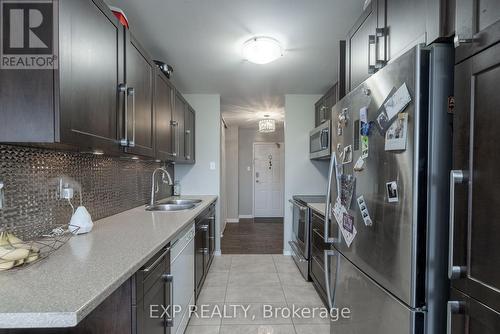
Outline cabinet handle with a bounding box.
[142,247,170,273]
[200,225,209,231]
[368,35,377,74]
[0,180,4,210]
[454,0,474,47]
[128,87,136,147]
[170,120,178,157]
[375,28,387,69]
[446,301,465,334]
[162,273,174,328]
[119,83,129,147]
[185,129,191,160]
[448,170,468,280]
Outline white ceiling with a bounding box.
[106,0,363,127]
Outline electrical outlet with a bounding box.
[58,178,74,200]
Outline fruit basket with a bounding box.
[0,224,78,271]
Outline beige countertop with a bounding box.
[0,195,217,329]
[308,202,326,217]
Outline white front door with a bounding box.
[253,142,284,217]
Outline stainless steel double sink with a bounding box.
[146,198,202,212]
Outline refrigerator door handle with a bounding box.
[324,249,338,310]
[324,153,340,244]
[448,170,468,280]
[446,301,465,334]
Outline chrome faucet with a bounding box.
[149,167,173,206]
[0,180,4,210]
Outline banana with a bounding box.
[25,252,39,264]
[0,232,9,247]
[6,233,39,253]
[0,260,15,271]
[0,247,29,261]
[14,259,25,267]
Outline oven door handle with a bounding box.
[288,241,307,262]
[288,199,308,211]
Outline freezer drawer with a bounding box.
[448,288,500,334]
[330,252,424,334]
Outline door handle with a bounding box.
[449,170,468,280]
[446,301,465,334]
[162,273,174,328]
[127,87,136,147]
[368,35,377,74]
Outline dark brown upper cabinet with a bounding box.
[345,0,378,92]
[0,0,196,163]
[183,106,195,163]
[454,0,500,63]
[172,91,186,161]
[154,70,175,162]
[122,32,155,158]
[345,0,456,93]
[0,0,124,152]
[314,84,338,127]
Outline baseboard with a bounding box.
[282,250,292,256]
[226,218,239,223]
[238,215,253,219]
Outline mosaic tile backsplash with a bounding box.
[0,144,172,239]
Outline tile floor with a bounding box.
[186,255,330,334]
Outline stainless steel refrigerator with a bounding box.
[323,44,454,334]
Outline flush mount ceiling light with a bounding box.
[242,36,283,64]
[259,116,276,133]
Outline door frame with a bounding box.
[252,142,285,218]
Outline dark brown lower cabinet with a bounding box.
[0,247,172,334]
[449,40,500,332]
[0,279,133,334]
[448,288,500,334]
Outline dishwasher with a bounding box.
[170,222,195,334]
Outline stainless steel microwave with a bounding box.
[309,121,331,160]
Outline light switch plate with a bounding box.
[210,162,216,170]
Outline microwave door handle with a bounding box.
[320,129,329,150]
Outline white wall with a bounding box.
[238,127,284,217]
[284,95,329,253]
[225,125,239,222]
[175,94,222,252]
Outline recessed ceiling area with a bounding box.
[105,0,363,127]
